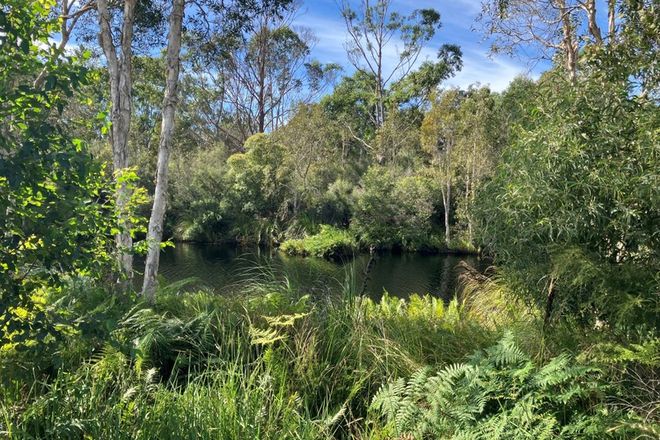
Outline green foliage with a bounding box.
[475,67,659,327]
[321,70,379,143]
[0,0,118,348]
[370,332,645,439]
[280,225,357,260]
[316,178,356,228]
[352,166,441,250]
[224,134,292,242]
[2,1,658,438]
[0,276,498,438]
[2,276,656,439]
[8,348,318,440]
[389,45,463,108]
[168,145,230,242]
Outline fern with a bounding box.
[370,334,637,439]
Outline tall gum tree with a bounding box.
[421,89,463,246]
[340,0,444,127]
[142,0,185,300]
[187,2,338,149]
[96,0,137,283]
[477,0,622,81]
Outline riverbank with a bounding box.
[175,225,479,261]
[1,275,654,439]
[280,226,478,260]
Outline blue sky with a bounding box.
[293,0,547,92]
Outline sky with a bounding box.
[292,0,547,92]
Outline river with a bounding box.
[139,243,488,300]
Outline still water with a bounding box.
[143,243,488,300]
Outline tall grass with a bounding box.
[2,268,656,438]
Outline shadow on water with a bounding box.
[136,243,488,300]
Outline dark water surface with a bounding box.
[143,243,488,300]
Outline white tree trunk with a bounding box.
[142,0,185,301]
[557,0,578,82]
[97,0,137,284]
[582,0,603,45]
[441,180,451,246]
[608,0,616,43]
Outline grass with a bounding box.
[1,272,657,439]
[280,225,357,260]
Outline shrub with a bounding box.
[369,332,646,439]
[352,166,439,250]
[474,70,659,328]
[280,225,357,260]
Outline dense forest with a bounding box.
[1,0,658,438]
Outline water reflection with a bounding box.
[138,243,487,300]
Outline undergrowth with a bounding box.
[0,273,657,439]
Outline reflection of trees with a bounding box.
[157,246,481,300]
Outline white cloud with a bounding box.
[296,2,539,93]
[445,48,535,91]
[295,14,349,62]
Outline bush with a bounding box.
[3,279,655,439]
[352,166,439,250]
[369,332,648,439]
[280,225,357,260]
[168,145,230,242]
[475,71,659,328]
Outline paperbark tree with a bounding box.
[142,0,185,300]
[421,89,463,246]
[456,87,498,244]
[97,0,137,283]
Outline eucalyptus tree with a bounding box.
[420,89,463,245]
[228,23,314,134]
[34,1,163,282]
[340,0,457,127]
[78,0,166,283]
[477,0,622,81]
[187,3,338,148]
[142,0,185,300]
[142,0,298,299]
[95,0,139,282]
[454,86,499,243]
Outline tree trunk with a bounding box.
[557,0,578,82]
[375,38,384,127]
[583,0,603,45]
[608,0,616,43]
[468,140,478,245]
[441,180,451,246]
[142,0,185,301]
[97,0,137,284]
[257,24,268,133]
